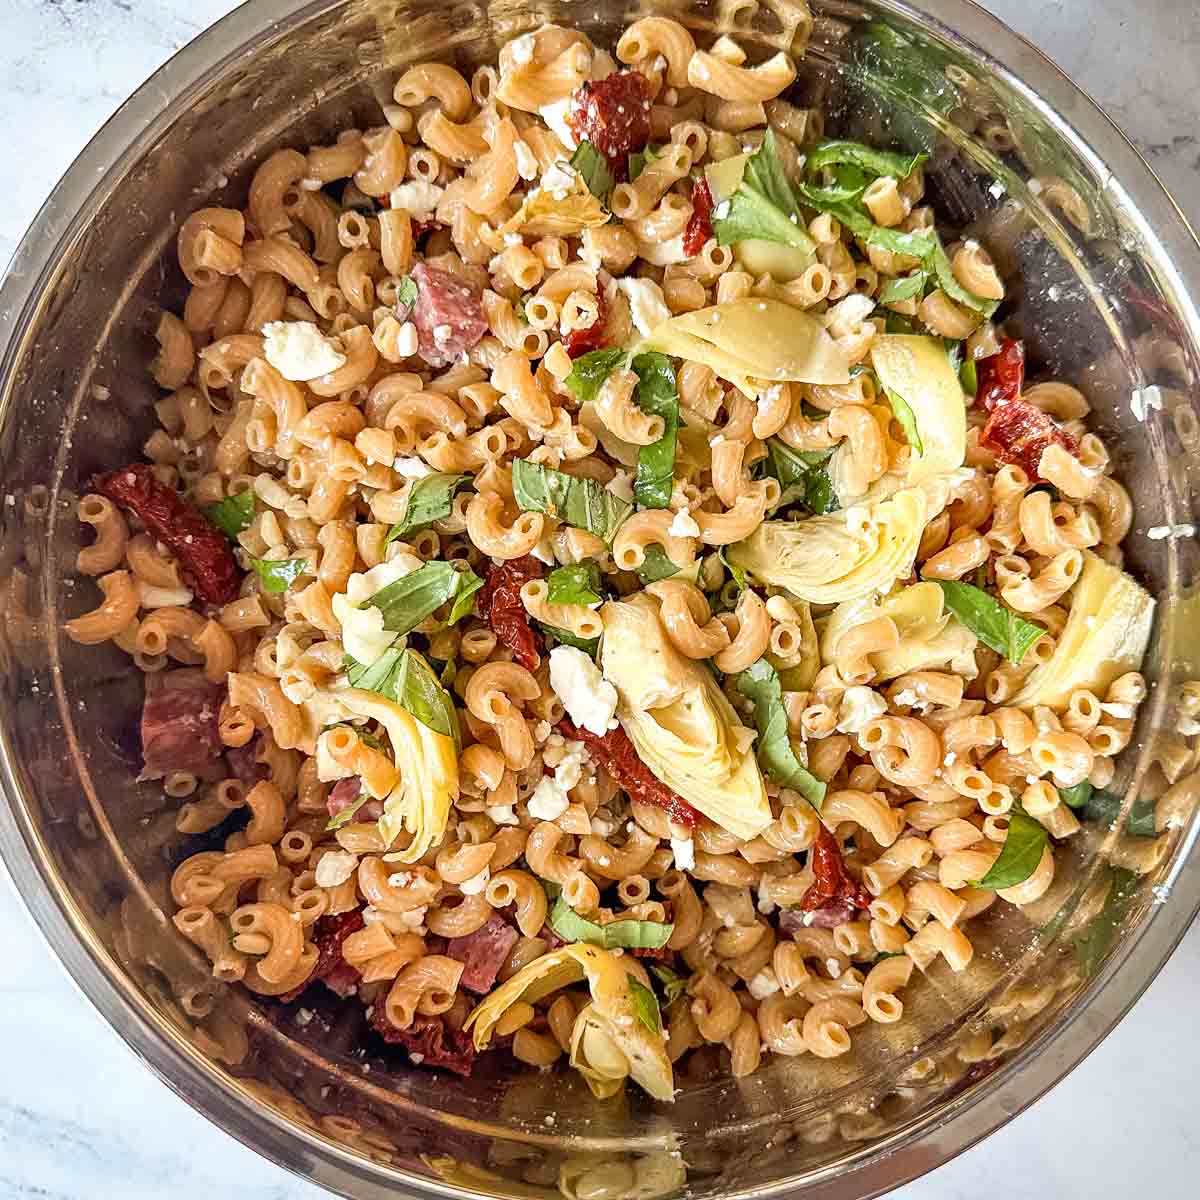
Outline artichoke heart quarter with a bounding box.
[601,596,771,840]
[727,486,928,604]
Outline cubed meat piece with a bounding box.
[409,262,488,368]
[140,669,224,779]
[446,913,519,994]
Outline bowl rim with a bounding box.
[1,1,1199,1197]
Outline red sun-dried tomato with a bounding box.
[568,71,652,177]
[563,288,609,358]
[278,909,365,1003]
[975,337,1025,412]
[800,825,871,913]
[980,395,1079,482]
[557,718,700,830]
[93,464,241,604]
[367,1007,476,1076]
[682,177,714,257]
[475,556,544,670]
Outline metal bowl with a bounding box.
[1,1,1198,1197]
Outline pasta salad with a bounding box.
[66,16,1155,1100]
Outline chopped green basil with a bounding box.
[369,561,483,636]
[632,351,679,510]
[734,658,826,809]
[960,357,978,395]
[563,347,629,405]
[648,963,688,1007]
[877,270,928,304]
[886,389,924,455]
[929,235,1000,316]
[935,580,1045,665]
[396,275,418,310]
[712,129,815,256]
[628,975,663,1036]
[807,139,927,181]
[570,139,615,205]
[205,490,254,540]
[719,546,747,590]
[760,439,836,514]
[385,472,471,544]
[344,646,459,746]
[247,556,307,594]
[547,892,673,951]
[885,310,918,335]
[804,464,838,515]
[1058,781,1093,809]
[636,544,681,583]
[547,561,603,606]
[538,623,600,656]
[973,806,1048,889]
[512,458,632,544]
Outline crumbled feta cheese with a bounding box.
[549,645,619,735]
[395,321,418,357]
[539,98,577,150]
[460,866,491,895]
[554,740,588,791]
[756,877,777,914]
[314,850,358,888]
[529,775,571,821]
[836,686,888,735]
[300,177,323,191]
[486,804,519,826]
[387,871,416,888]
[709,433,725,447]
[138,582,194,609]
[748,967,781,1000]
[262,320,347,381]
[540,161,576,199]
[390,180,444,220]
[825,293,876,338]
[1025,774,1041,786]
[392,455,434,478]
[606,470,635,502]
[670,835,695,872]
[1147,523,1196,540]
[331,554,422,665]
[433,323,453,345]
[1100,701,1135,719]
[616,277,671,337]
[667,509,701,539]
[514,139,539,181]
[988,180,1007,199]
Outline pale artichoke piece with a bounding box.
[727,486,928,605]
[602,595,772,840]
[641,299,851,398]
[464,944,675,1102]
[703,153,748,203]
[1011,551,1155,709]
[733,237,816,282]
[570,1003,631,1100]
[499,173,609,238]
[820,582,979,680]
[869,334,967,485]
[332,686,458,862]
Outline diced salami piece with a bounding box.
[778,900,857,934]
[326,775,382,823]
[224,736,267,787]
[279,909,365,1003]
[409,262,488,368]
[980,396,1079,482]
[568,71,652,177]
[140,669,225,779]
[367,1007,476,1076]
[446,913,520,994]
[682,177,714,257]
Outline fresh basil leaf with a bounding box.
[763,438,832,488]
[885,389,924,455]
[734,658,826,809]
[960,357,978,395]
[1058,781,1092,810]
[628,975,663,1036]
[1073,866,1139,978]
[629,143,661,181]
[396,275,418,310]
[547,893,673,951]
[205,490,254,540]
[439,572,484,628]
[247,556,307,594]
[345,647,405,695]
[632,351,679,510]
[564,348,629,405]
[886,310,918,335]
[793,179,937,260]
[439,657,457,687]
[935,580,1045,665]
[648,963,688,1007]
[547,561,603,606]
[345,646,459,747]
[804,465,838,515]
[807,140,927,181]
[369,561,483,636]
[385,473,471,544]
[538,623,600,656]
[570,139,615,205]
[713,129,815,255]
[929,234,1000,316]
[877,271,928,304]
[512,458,632,544]
[973,806,1048,889]
[719,547,747,591]
[636,544,681,583]
[1081,787,1158,837]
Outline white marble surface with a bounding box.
[1,1,1199,1197]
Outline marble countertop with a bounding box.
[2,0,1199,1197]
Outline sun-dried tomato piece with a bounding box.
[800,825,871,913]
[563,288,609,358]
[980,395,1079,482]
[93,464,241,604]
[568,71,652,177]
[278,909,365,1003]
[367,1007,476,1076]
[475,556,544,670]
[556,718,700,830]
[682,177,714,257]
[975,337,1025,412]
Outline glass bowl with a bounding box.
[1,2,1198,1197]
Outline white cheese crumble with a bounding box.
[539,99,577,150]
[262,320,347,382]
[138,582,194,609]
[460,866,491,895]
[529,775,571,821]
[390,180,444,220]
[392,455,434,478]
[514,139,539,181]
[616,277,671,337]
[395,321,418,357]
[667,508,701,539]
[670,834,695,872]
[713,200,731,219]
[548,645,619,735]
[486,804,519,826]
[836,686,888,735]
[1147,523,1196,541]
[540,161,576,199]
[749,966,781,1000]
[331,554,423,665]
[554,740,588,791]
[314,850,358,888]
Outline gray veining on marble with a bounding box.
[1,1,1199,1197]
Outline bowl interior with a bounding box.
[2,1,1199,1197]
